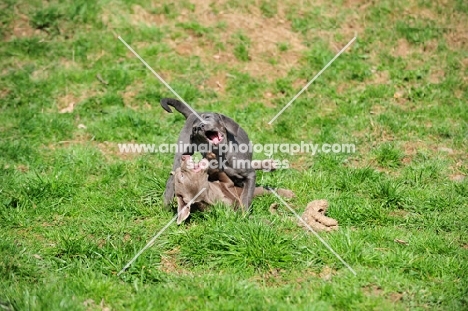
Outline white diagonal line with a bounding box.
[268,189,357,276]
[268,35,357,124]
[117,36,205,124]
[117,187,206,276]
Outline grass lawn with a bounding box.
[1,0,467,310]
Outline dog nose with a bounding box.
[197,123,204,131]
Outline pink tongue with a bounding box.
[212,135,221,144]
[207,132,222,144]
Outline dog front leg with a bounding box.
[240,170,256,212]
[163,174,175,208]
[163,114,197,209]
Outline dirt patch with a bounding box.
[445,28,468,50]
[428,69,445,84]
[56,86,99,113]
[336,81,362,95]
[121,82,163,110]
[105,0,367,82]
[198,11,304,79]
[57,93,82,113]
[354,121,396,144]
[392,38,438,66]
[362,284,384,296]
[389,292,404,303]
[121,83,141,109]
[15,164,29,173]
[173,39,206,57]
[402,3,440,20]
[422,39,438,53]
[401,140,432,165]
[343,0,374,10]
[370,104,386,115]
[31,69,49,81]
[461,58,468,69]
[96,141,139,160]
[261,268,284,284]
[450,174,465,182]
[129,4,167,25]
[4,14,43,41]
[261,91,277,108]
[127,2,307,81]
[363,284,405,303]
[393,39,412,58]
[59,57,81,70]
[252,267,319,287]
[392,90,418,112]
[288,155,313,171]
[373,69,391,83]
[389,210,410,218]
[369,70,390,85]
[159,247,191,274]
[83,298,111,311]
[0,88,10,99]
[205,72,227,93]
[319,265,336,281]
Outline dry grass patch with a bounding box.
[362,284,404,304]
[103,0,369,83]
[121,82,145,109]
[57,93,83,113]
[159,247,192,275]
[126,1,307,81]
[392,39,419,58]
[0,88,10,99]
[204,72,226,93]
[428,69,445,84]
[444,28,468,50]
[96,141,140,160]
[130,4,167,25]
[56,85,99,113]
[370,70,390,85]
[4,13,43,41]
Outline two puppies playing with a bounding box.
[161,97,292,223]
[161,98,338,231]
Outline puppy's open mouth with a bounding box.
[205,130,224,144]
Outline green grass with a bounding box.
[1,0,467,310]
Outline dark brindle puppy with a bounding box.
[161,98,256,211]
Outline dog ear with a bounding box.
[219,114,240,136]
[177,201,191,225]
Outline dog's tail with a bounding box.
[160,98,195,119]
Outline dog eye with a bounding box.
[203,115,210,120]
